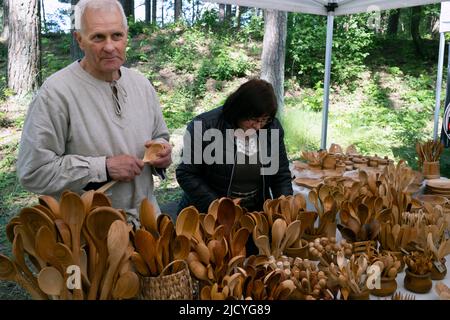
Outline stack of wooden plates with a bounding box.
[425,179,450,197]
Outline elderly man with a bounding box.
[17,0,171,224]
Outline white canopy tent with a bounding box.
[208,0,443,149]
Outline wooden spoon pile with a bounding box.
[133,198,191,278]
[1,190,139,300]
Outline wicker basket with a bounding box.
[139,260,194,300]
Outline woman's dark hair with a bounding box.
[222,79,278,127]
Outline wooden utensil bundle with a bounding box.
[416,139,444,166]
[1,191,139,300]
[133,199,189,277]
[320,252,369,300]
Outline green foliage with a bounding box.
[194,9,222,31]
[302,82,324,112]
[40,34,72,81]
[286,13,375,87]
[160,88,195,128]
[281,108,321,156]
[239,15,264,41]
[127,19,158,37]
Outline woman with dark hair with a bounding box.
[176,79,293,214]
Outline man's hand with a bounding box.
[145,140,172,168]
[106,155,145,182]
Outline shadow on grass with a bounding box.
[367,38,446,79]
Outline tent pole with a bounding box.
[433,32,445,141]
[320,11,335,150]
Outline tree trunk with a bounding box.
[225,4,232,21]
[261,10,287,114]
[387,9,400,35]
[1,0,9,42]
[410,6,423,57]
[70,0,82,61]
[152,0,157,24]
[219,4,225,22]
[161,0,164,26]
[431,16,440,39]
[8,0,40,98]
[119,0,134,19]
[40,0,46,33]
[236,6,247,30]
[145,0,150,23]
[174,0,182,22]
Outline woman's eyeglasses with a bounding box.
[248,116,272,126]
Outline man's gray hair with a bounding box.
[74,0,128,32]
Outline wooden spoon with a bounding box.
[13,232,41,290]
[35,225,60,270]
[231,228,250,257]
[176,206,199,240]
[217,198,236,240]
[54,219,72,247]
[131,252,150,276]
[239,214,255,233]
[173,235,191,261]
[60,192,85,268]
[254,235,271,256]
[279,220,301,252]
[139,198,158,236]
[19,206,55,238]
[208,199,219,218]
[91,191,113,208]
[38,195,61,219]
[100,220,130,300]
[85,206,123,300]
[37,267,64,299]
[134,229,158,275]
[203,213,216,236]
[112,271,140,300]
[0,254,47,300]
[80,190,95,214]
[13,224,45,269]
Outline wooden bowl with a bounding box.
[403,269,432,294]
[143,142,166,163]
[370,277,397,297]
[284,239,309,259]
